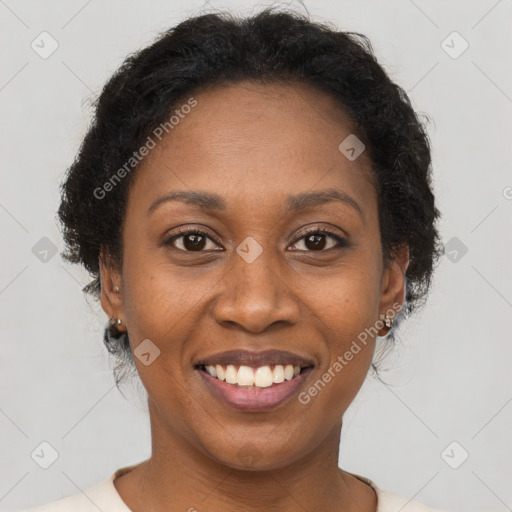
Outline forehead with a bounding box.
[128,80,375,217]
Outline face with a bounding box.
[100,80,408,470]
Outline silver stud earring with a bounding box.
[108,317,125,339]
[384,314,393,329]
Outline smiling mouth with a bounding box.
[196,363,313,388]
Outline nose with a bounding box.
[212,245,301,334]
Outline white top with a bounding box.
[26,463,441,512]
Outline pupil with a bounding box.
[182,233,327,251]
[306,234,325,250]
[184,234,205,251]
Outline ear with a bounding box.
[99,250,126,331]
[378,244,409,323]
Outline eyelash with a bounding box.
[164,226,348,252]
[293,226,349,250]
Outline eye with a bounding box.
[289,226,348,252]
[164,228,223,252]
[164,226,349,253]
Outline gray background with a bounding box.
[1,1,511,511]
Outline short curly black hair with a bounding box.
[58,7,441,386]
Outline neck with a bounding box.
[117,400,376,512]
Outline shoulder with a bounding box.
[25,466,136,512]
[348,472,445,512]
[26,488,105,512]
[376,488,443,512]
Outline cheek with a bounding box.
[307,256,383,331]
[302,255,382,400]
[120,250,219,398]
[121,241,201,337]
[300,298,377,420]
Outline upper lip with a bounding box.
[194,349,315,368]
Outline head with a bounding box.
[58,8,440,469]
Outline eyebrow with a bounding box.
[147,188,364,218]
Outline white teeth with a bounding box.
[284,365,295,381]
[225,364,238,384]
[204,363,306,387]
[237,365,254,386]
[273,365,285,383]
[216,364,225,381]
[254,366,273,387]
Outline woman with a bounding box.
[30,7,442,512]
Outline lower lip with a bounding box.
[196,367,313,411]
